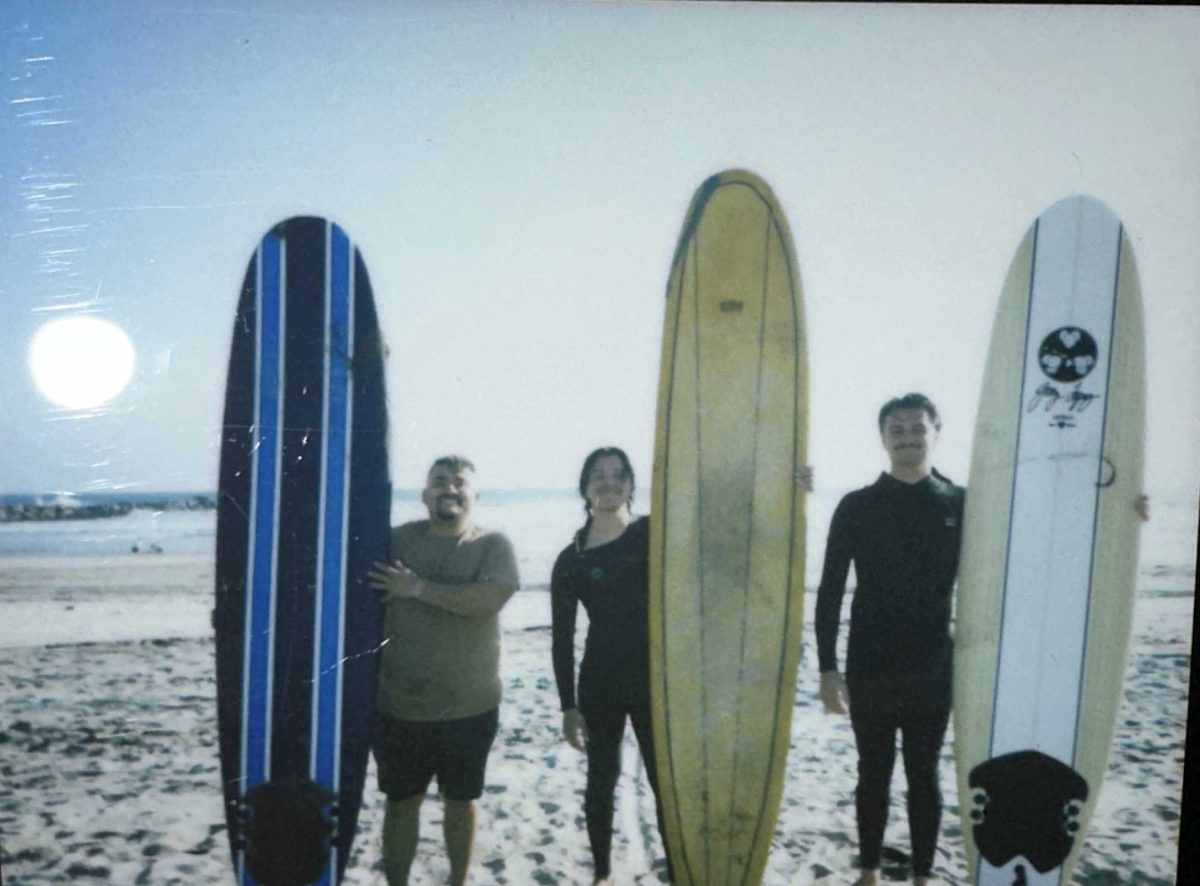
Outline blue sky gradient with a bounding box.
[2,2,1198,498]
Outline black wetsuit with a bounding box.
[551,516,669,880]
[814,471,964,877]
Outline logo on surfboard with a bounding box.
[1027,327,1102,428]
[1038,327,1098,382]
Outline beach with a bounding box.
[0,494,1193,884]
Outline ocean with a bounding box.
[0,487,1193,596]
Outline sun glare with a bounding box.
[28,316,137,409]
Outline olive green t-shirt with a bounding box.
[375,520,519,721]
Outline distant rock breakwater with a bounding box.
[0,495,216,523]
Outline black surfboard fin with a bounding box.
[968,749,1089,874]
[241,777,338,885]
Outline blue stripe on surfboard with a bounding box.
[239,232,285,886]
[332,227,358,880]
[310,222,353,885]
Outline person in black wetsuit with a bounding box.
[815,393,963,886]
[550,446,670,885]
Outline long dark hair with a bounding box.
[577,446,636,526]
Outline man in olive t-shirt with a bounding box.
[367,455,519,886]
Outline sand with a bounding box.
[0,554,1190,883]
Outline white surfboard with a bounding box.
[953,195,1145,885]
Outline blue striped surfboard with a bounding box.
[215,217,390,886]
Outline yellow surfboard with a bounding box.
[954,195,1145,885]
[649,169,808,886]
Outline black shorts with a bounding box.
[371,708,499,802]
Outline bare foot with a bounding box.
[592,877,613,886]
[854,871,881,886]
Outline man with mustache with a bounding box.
[368,455,519,886]
[814,393,962,886]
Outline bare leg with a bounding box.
[443,798,477,886]
[383,794,423,886]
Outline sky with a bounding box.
[1,1,1198,499]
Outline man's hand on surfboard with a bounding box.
[562,708,589,751]
[1135,494,1150,522]
[819,671,849,715]
[367,560,423,601]
[794,465,814,493]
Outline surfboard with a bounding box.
[649,169,808,885]
[214,216,391,886]
[953,195,1145,885]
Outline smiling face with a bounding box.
[421,462,477,527]
[584,454,633,516]
[880,406,939,475]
